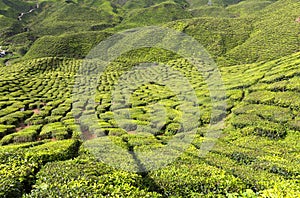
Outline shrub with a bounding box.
[108,128,127,136]
[25,139,81,163]
[24,159,161,197]
[165,123,181,135]
[149,160,246,197]
[0,124,15,139]
[39,122,67,140]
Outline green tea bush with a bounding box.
[232,104,293,124]
[45,115,63,123]
[231,114,287,139]
[0,124,15,139]
[51,106,71,116]
[149,159,246,197]
[0,125,41,145]
[165,123,181,135]
[290,117,300,131]
[24,159,161,197]
[25,139,81,163]
[0,158,39,198]
[117,119,138,131]
[244,91,276,105]
[39,122,67,140]
[108,128,127,136]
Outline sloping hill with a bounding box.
[0,0,35,19]
[226,0,274,17]
[0,0,36,37]
[13,0,298,66]
[0,0,299,197]
[2,0,297,66]
[224,0,300,65]
[118,1,192,28]
[166,17,253,59]
[24,31,111,59]
[165,0,300,66]
[27,0,120,36]
[0,49,299,197]
[188,0,249,8]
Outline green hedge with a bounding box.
[0,125,41,145]
[24,159,161,197]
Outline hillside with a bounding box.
[2,0,297,66]
[0,0,299,197]
[0,50,299,197]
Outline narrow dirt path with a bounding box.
[18,3,39,21]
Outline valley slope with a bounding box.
[0,0,299,197]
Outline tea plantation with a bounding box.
[0,0,299,197]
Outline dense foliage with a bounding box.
[0,0,299,197]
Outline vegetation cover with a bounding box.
[0,0,299,197]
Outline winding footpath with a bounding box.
[18,3,39,21]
